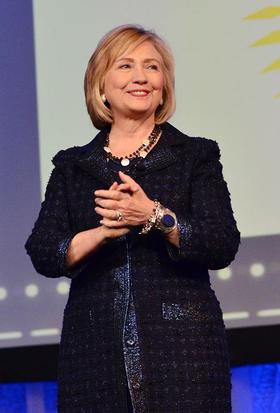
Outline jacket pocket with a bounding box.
[162,298,222,322]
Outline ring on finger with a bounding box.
[115,210,123,221]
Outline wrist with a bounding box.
[143,199,156,224]
[139,201,178,235]
[97,225,110,244]
[139,200,160,235]
[162,225,180,248]
[155,206,178,234]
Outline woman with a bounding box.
[25,25,240,413]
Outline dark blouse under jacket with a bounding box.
[25,122,240,413]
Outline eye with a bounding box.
[119,63,131,69]
[147,64,159,71]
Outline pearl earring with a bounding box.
[101,94,107,103]
[159,98,163,105]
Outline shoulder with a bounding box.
[164,122,221,160]
[51,146,81,167]
[51,129,106,167]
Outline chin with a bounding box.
[127,103,157,114]
[127,109,155,119]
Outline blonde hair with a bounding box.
[84,25,175,129]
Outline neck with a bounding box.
[109,115,156,142]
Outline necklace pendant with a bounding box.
[121,158,130,166]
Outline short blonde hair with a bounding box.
[84,25,175,130]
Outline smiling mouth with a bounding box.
[128,90,150,96]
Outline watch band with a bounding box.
[139,201,178,235]
[155,205,178,234]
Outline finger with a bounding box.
[116,183,132,192]
[109,181,118,190]
[95,198,118,209]
[100,218,126,228]
[95,206,117,220]
[94,189,129,200]
[118,171,140,192]
[93,184,117,202]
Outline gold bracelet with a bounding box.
[139,200,161,235]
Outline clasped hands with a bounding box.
[94,171,154,237]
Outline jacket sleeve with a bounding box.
[166,139,240,270]
[25,152,85,279]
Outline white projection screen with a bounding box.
[1,1,279,348]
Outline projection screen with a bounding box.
[0,0,279,348]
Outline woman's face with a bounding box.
[103,41,164,122]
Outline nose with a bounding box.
[132,66,148,84]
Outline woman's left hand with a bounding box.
[94,171,154,228]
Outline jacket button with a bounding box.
[126,338,135,346]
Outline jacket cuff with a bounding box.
[57,235,87,279]
[165,216,193,262]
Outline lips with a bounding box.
[128,89,150,96]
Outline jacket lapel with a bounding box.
[74,123,188,185]
[74,129,115,187]
[133,123,187,178]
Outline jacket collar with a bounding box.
[75,123,188,187]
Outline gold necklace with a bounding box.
[104,125,161,166]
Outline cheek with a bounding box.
[104,74,117,96]
[104,72,128,93]
[153,74,164,92]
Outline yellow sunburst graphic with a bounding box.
[244,6,280,98]
[244,6,280,19]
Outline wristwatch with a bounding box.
[155,206,178,234]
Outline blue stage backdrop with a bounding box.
[0,364,280,413]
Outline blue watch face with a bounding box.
[161,214,175,228]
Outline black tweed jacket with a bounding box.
[25,122,240,412]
